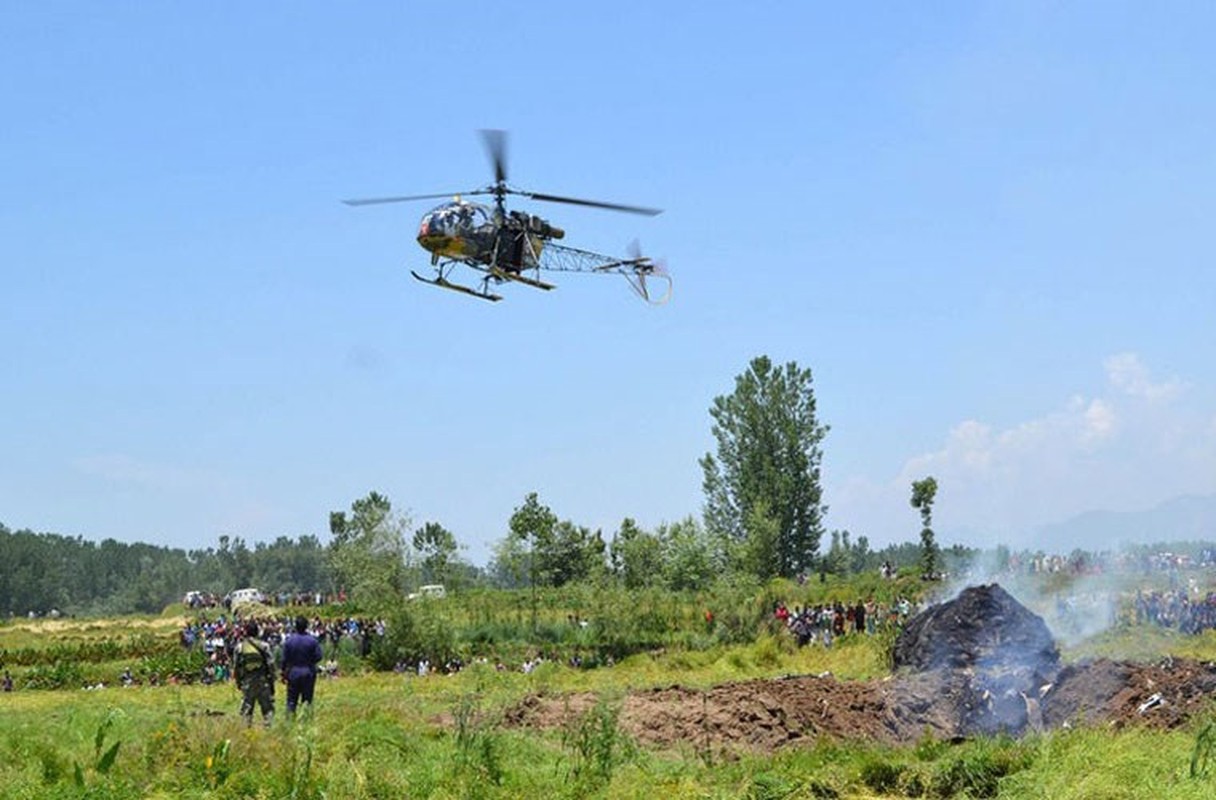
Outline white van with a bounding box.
[408,584,446,601]
[229,588,265,605]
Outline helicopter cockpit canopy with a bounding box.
[418,200,492,238]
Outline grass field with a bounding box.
[4,580,1216,798]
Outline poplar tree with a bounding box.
[911,476,940,580]
[700,355,829,577]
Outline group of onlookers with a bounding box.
[180,613,382,685]
[774,596,916,648]
[1133,589,1216,635]
[184,588,346,611]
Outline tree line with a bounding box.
[2,354,968,617]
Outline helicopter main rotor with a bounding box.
[341,129,662,217]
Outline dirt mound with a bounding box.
[1045,657,1216,730]
[504,658,1216,753]
[503,674,948,752]
[502,585,1216,753]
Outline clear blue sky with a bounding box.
[3,3,1213,565]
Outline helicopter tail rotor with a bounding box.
[626,240,671,305]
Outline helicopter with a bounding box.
[343,130,670,303]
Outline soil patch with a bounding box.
[502,584,1216,753]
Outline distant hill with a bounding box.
[1030,494,1216,552]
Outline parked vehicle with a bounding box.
[228,588,265,606]
[407,584,446,601]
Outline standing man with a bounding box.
[281,615,323,718]
[234,621,275,727]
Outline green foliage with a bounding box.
[22,660,86,689]
[561,696,635,789]
[747,770,799,799]
[701,355,829,579]
[609,518,663,589]
[283,719,321,800]
[204,738,232,789]
[503,493,606,590]
[371,598,457,669]
[859,756,905,793]
[453,690,505,788]
[742,501,782,581]
[0,524,335,616]
[73,711,125,791]
[1,632,173,667]
[657,516,721,591]
[3,604,1216,798]
[911,477,940,580]
[138,644,208,683]
[929,738,1032,798]
[413,520,460,587]
[704,573,766,645]
[1192,721,1216,778]
[328,491,410,610]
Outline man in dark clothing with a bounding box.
[281,615,323,717]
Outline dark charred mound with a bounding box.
[890,584,1061,736]
[893,584,1058,673]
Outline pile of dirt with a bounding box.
[1045,657,1216,730]
[501,584,1216,753]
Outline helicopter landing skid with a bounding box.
[487,267,555,291]
[410,270,502,302]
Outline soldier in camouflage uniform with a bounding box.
[234,621,275,727]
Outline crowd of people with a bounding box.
[184,588,346,611]
[999,549,1216,577]
[774,596,917,648]
[180,613,382,686]
[1133,589,1216,635]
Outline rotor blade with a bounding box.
[524,191,662,216]
[480,129,508,184]
[341,190,487,206]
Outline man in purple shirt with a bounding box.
[280,615,323,717]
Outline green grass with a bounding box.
[7,577,1216,798]
[4,637,1216,798]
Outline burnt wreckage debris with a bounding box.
[893,584,1061,737]
[894,583,1059,673]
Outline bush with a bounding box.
[561,696,635,789]
[22,660,85,690]
[859,757,905,794]
[929,740,1032,798]
[370,601,456,669]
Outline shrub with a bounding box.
[561,696,635,789]
[859,757,905,794]
[370,601,456,669]
[929,740,1032,798]
[22,660,85,690]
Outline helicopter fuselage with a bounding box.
[416,199,564,273]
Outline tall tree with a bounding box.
[700,355,829,578]
[548,521,605,586]
[328,491,410,606]
[412,521,459,587]
[507,492,558,628]
[741,501,781,581]
[911,476,940,580]
[658,516,718,591]
[610,518,663,589]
